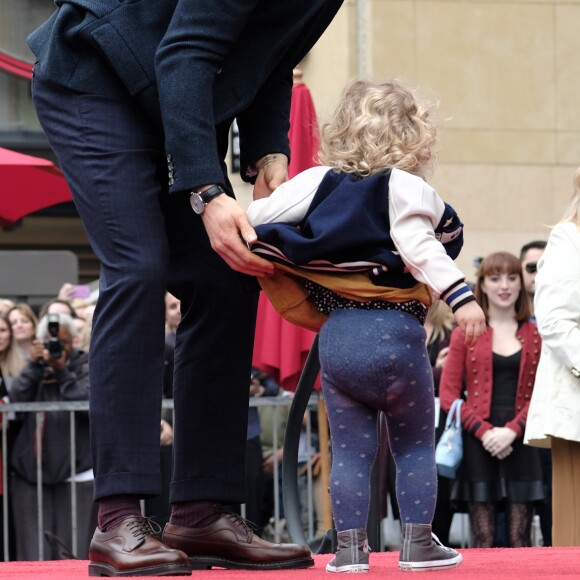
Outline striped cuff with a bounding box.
[441,281,475,313]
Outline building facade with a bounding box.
[1,0,579,284]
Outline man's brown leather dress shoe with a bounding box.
[88,516,192,577]
[162,510,314,570]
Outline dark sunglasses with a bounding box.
[525,262,538,274]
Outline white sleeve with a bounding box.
[388,168,466,297]
[247,166,331,226]
[534,223,580,372]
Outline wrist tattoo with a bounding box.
[256,154,279,171]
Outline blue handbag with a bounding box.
[435,398,464,478]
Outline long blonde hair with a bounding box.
[0,314,25,380]
[426,300,455,345]
[558,167,580,226]
[317,79,437,178]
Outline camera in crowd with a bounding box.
[44,314,64,359]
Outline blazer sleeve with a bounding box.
[534,223,580,374]
[237,70,293,182]
[155,0,260,192]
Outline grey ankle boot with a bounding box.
[399,523,462,571]
[326,528,370,573]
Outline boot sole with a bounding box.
[399,553,463,572]
[189,556,314,570]
[326,563,369,573]
[88,562,192,577]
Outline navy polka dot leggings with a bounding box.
[319,308,437,532]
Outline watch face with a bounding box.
[191,193,205,214]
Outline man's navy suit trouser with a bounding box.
[32,70,259,504]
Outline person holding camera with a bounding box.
[9,313,94,560]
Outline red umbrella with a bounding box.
[287,74,319,179]
[252,70,320,390]
[253,72,334,536]
[0,147,72,228]
[0,50,33,80]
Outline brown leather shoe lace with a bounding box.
[215,506,256,543]
[126,517,163,541]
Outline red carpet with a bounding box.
[0,548,577,579]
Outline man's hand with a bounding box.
[454,301,487,346]
[199,194,274,277]
[253,153,289,200]
[160,419,173,446]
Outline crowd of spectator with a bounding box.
[0,285,95,560]
[1,228,578,559]
[0,286,323,561]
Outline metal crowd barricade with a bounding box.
[0,400,89,561]
[0,395,321,561]
[240,392,321,543]
[282,336,322,546]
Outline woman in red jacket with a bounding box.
[440,251,544,548]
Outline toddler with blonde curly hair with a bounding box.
[248,78,486,572]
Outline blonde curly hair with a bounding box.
[317,79,438,178]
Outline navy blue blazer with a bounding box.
[28,0,343,193]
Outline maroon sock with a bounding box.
[98,495,142,531]
[170,501,220,528]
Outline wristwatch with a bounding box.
[190,184,225,214]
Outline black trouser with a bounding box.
[33,70,259,505]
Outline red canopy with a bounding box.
[286,81,319,178]
[0,147,72,228]
[0,50,33,80]
[252,75,320,390]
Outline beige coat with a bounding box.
[524,222,580,448]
